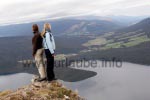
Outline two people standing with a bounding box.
[32,23,56,82]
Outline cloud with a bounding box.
[0,0,150,25]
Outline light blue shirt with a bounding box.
[43,31,56,54]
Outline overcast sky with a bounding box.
[0,0,150,25]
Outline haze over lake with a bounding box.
[0,61,150,100]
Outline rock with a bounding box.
[31,75,40,83]
[64,95,70,99]
[0,80,84,100]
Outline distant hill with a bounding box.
[79,17,150,51]
[73,17,150,65]
[102,17,150,48]
[108,15,147,26]
[0,15,147,37]
[115,17,150,37]
[69,15,147,26]
[61,19,121,35]
[0,19,121,37]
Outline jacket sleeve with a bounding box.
[32,37,38,56]
[45,33,54,54]
[52,34,56,50]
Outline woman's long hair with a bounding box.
[41,23,51,37]
[32,24,39,34]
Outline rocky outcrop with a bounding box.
[0,80,83,100]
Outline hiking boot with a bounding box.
[47,77,57,82]
[36,77,47,82]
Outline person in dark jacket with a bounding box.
[32,24,46,82]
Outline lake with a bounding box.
[0,61,150,100]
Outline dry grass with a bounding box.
[0,81,84,100]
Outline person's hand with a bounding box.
[32,54,35,58]
[52,54,55,57]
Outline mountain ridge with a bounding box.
[116,17,150,36]
[0,19,122,37]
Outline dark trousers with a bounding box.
[44,49,55,80]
